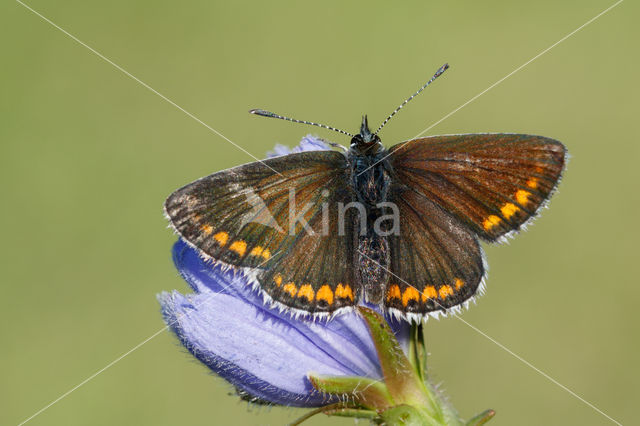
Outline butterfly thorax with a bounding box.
[348,115,389,204]
[349,150,389,205]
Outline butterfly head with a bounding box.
[350,115,382,153]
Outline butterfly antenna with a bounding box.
[374,63,449,135]
[250,109,354,138]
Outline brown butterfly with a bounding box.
[164,64,567,321]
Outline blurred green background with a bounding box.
[1,0,637,425]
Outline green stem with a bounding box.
[303,308,495,425]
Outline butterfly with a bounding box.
[164,64,567,321]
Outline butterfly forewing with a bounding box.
[389,134,566,242]
[164,150,358,314]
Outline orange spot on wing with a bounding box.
[335,284,354,301]
[297,284,314,302]
[229,240,247,256]
[501,203,520,220]
[250,246,271,260]
[200,224,213,235]
[316,285,334,305]
[483,215,501,230]
[402,287,420,307]
[455,278,464,290]
[283,282,297,297]
[386,284,401,301]
[421,286,437,302]
[516,190,531,205]
[213,231,229,246]
[439,285,453,299]
[526,178,539,189]
[274,274,283,287]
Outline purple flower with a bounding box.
[159,240,410,407]
[159,136,410,407]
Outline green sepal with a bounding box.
[322,407,378,419]
[377,404,432,425]
[408,323,428,381]
[307,374,393,410]
[357,307,432,409]
[466,409,496,425]
[288,402,377,425]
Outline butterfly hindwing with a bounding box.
[389,134,566,242]
[385,183,485,317]
[258,190,358,314]
[164,150,358,314]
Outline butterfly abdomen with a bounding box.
[357,235,389,305]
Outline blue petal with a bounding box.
[160,241,412,407]
[267,135,331,158]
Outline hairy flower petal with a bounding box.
[159,241,410,406]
